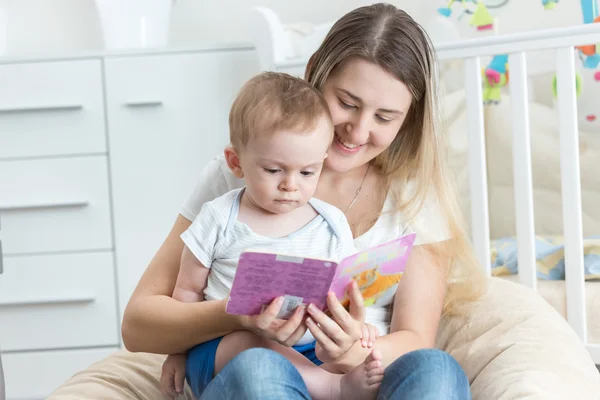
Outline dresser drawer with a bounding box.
[0,60,106,159]
[3,347,119,400]
[0,156,113,255]
[0,251,119,352]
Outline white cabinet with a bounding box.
[0,45,260,399]
[104,50,259,314]
[0,60,106,159]
[0,59,119,399]
[0,252,119,352]
[0,156,113,254]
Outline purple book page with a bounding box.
[328,233,417,302]
[226,252,338,318]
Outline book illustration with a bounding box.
[340,267,403,308]
[225,233,417,318]
[329,233,416,308]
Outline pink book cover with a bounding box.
[225,233,417,319]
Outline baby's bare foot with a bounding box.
[337,350,384,400]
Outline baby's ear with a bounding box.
[224,146,244,179]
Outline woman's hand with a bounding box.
[236,296,308,347]
[307,281,366,363]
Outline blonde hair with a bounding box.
[306,4,486,315]
[229,72,333,150]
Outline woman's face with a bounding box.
[321,57,413,173]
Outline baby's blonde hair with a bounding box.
[229,72,333,150]
[306,4,487,315]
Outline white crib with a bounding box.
[250,8,600,364]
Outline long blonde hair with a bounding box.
[305,3,487,314]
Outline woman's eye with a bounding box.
[376,115,392,123]
[339,99,355,109]
[264,168,280,174]
[300,171,315,177]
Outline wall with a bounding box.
[0,0,422,56]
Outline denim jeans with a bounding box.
[199,347,471,399]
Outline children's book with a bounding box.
[225,232,417,319]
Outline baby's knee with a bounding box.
[223,330,269,348]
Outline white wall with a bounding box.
[0,0,422,56]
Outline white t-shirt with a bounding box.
[181,187,356,345]
[180,155,449,335]
[181,187,357,302]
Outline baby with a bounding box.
[160,72,384,400]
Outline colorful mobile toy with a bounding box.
[438,0,495,31]
[542,0,559,10]
[482,54,509,104]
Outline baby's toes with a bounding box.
[367,372,385,386]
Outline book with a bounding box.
[225,232,417,319]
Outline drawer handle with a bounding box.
[0,103,83,114]
[124,100,163,107]
[0,241,3,276]
[0,294,95,307]
[0,199,88,212]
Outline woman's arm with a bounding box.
[122,214,310,355]
[121,215,241,354]
[314,244,447,372]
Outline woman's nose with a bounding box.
[344,114,370,143]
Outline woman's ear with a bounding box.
[224,146,244,179]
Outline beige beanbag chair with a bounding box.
[47,277,600,399]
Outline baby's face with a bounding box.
[240,117,332,214]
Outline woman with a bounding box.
[123,3,485,399]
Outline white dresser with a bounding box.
[0,45,259,399]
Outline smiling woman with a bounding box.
[320,58,412,173]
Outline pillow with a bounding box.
[491,235,600,280]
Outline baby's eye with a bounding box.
[264,168,280,174]
[300,171,315,176]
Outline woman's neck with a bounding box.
[319,163,371,191]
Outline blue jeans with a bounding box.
[199,347,471,399]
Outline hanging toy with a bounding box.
[576,15,600,68]
[581,0,598,23]
[437,0,455,17]
[551,73,583,98]
[470,2,494,31]
[542,0,559,10]
[482,54,509,104]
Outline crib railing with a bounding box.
[435,23,600,363]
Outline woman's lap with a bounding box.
[199,348,311,400]
[379,348,471,400]
[196,346,470,400]
[186,334,322,398]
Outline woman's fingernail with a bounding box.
[276,296,284,305]
[308,304,316,313]
[306,317,314,325]
[352,280,358,290]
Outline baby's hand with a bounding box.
[360,323,380,348]
[160,353,187,399]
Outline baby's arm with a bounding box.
[172,245,210,303]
